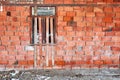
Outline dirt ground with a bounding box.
[0,69,120,80]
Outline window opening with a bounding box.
[31,7,56,45]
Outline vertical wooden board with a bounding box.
[50,17,54,44]
[50,17,55,66]
[46,17,49,44]
[38,17,42,44]
[46,17,49,66]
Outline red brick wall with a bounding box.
[0,1,120,69]
[56,6,120,69]
[0,6,34,69]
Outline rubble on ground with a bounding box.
[0,69,120,80]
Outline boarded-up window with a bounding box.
[31,7,56,44]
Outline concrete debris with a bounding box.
[0,69,119,80]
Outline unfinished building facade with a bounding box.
[0,0,120,69]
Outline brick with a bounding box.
[104,7,113,12]
[1,36,10,41]
[115,23,120,27]
[64,26,73,31]
[18,60,27,65]
[96,32,105,36]
[12,17,18,22]
[67,41,75,46]
[63,16,73,21]
[112,36,120,42]
[65,61,76,65]
[103,17,112,23]
[0,22,3,26]
[25,55,34,60]
[93,17,102,23]
[86,32,95,36]
[64,0,73,4]
[77,22,86,27]
[114,7,120,12]
[11,41,20,45]
[5,31,14,36]
[93,27,102,32]
[116,13,120,17]
[105,13,115,17]
[55,60,65,66]
[54,0,63,4]
[10,36,20,41]
[76,31,85,37]
[7,46,16,51]
[11,11,20,16]
[16,55,25,60]
[76,12,85,17]
[7,26,17,31]
[82,37,93,41]
[0,46,5,51]
[94,7,103,12]
[0,60,8,65]
[76,60,85,65]
[111,46,120,51]
[57,50,65,56]
[8,60,16,65]
[58,31,66,36]
[115,32,120,36]
[15,32,23,36]
[21,41,29,45]
[57,12,66,16]
[5,6,16,11]
[76,41,85,46]
[44,0,54,4]
[0,51,8,55]
[20,36,30,41]
[85,17,93,22]
[64,7,73,11]
[58,21,67,26]
[85,7,94,12]
[0,17,6,21]
[95,12,105,17]
[66,12,76,17]
[67,31,75,36]
[86,12,95,17]
[1,41,11,46]
[86,41,95,46]
[57,7,64,11]
[105,32,115,36]
[104,59,113,65]
[104,42,114,46]
[101,37,112,41]
[74,37,82,41]
[6,55,16,60]
[0,26,6,31]
[74,17,83,22]
[0,31,4,36]
[94,60,104,65]
[16,46,24,51]
[27,60,34,65]
[114,42,120,47]
[112,27,120,31]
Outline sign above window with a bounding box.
[32,7,55,16]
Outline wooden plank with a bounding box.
[46,17,49,66]
[38,17,42,44]
[46,17,49,44]
[50,17,54,44]
[50,17,55,66]
[34,6,37,68]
